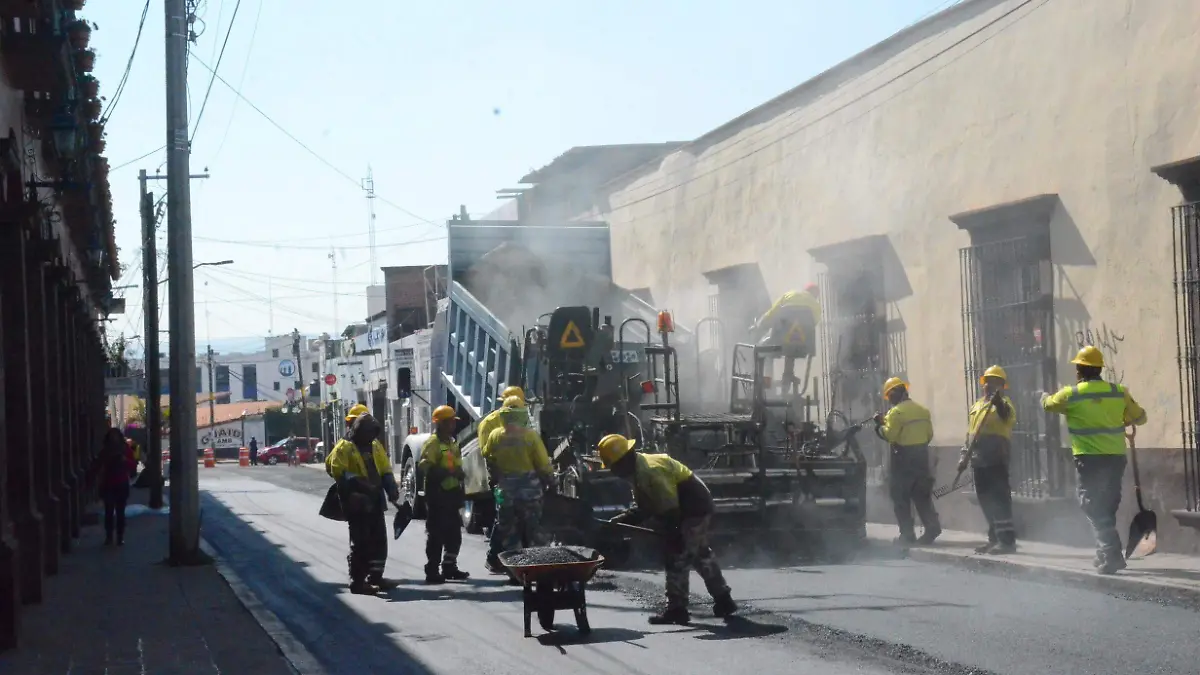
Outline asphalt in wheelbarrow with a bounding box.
[501,546,598,567]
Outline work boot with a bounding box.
[974,542,995,554]
[369,577,401,590]
[916,528,941,545]
[712,593,738,618]
[894,533,917,547]
[1097,556,1127,576]
[987,542,1017,555]
[349,580,379,595]
[648,607,690,626]
[486,556,506,575]
[1092,553,1104,569]
[424,565,445,584]
[442,565,470,581]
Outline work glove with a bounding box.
[609,511,633,525]
[956,455,969,473]
[872,412,883,425]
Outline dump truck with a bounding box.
[398,214,868,566]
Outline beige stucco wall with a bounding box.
[589,0,1200,450]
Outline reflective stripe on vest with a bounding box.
[1065,381,1126,456]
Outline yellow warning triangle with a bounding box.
[783,321,807,345]
[560,320,586,349]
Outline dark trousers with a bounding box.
[250,451,258,466]
[889,446,940,538]
[1075,454,1126,563]
[347,507,388,584]
[973,463,1015,545]
[425,492,463,571]
[102,483,130,542]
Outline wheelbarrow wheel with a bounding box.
[537,582,555,631]
[574,606,591,634]
[538,607,555,632]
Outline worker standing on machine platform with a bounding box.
[750,284,822,396]
[600,433,737,626]
[874,378,941,546]
[1042,346,1147,575]
[419,406,470,584]
[478,385,526,458]
[959,365,1017,554]
[484,396,553,574]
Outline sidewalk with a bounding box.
[0,490,297,674]
[866,522,1200,606]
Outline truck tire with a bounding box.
[400,451,427,520]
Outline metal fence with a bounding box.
[1171,202,1200,513]
[959,235,1068,499]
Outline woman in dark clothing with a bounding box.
[96,428,137,546]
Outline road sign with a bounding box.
[559,320,586,349]
[278,359,296,377]
[285,388,296,402]
[324,373,337,386]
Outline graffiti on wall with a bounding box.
[1074,324,1125,384]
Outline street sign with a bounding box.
[324,374,337,386]
[278,359,296,377]
[285,388,296,402]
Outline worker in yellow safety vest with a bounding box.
[602,433,736,625]
[483,396,553,574]
[326,412,400,594]
[478,385,527,459]
[327,403,371,477]
[419,406,470,584]
[958,365,1017,554]
[874,377,941,546]
[1042,346,1146,575]
[750,284,822,396]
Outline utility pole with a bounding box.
[140,170,164,509]
[164,0,204,565]
[363,168,377,286]
[268,275,274,336]
[292,328,312,458]
[329,247,339,333]
[207,345,215,428]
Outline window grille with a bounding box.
[1171,201,1200,513]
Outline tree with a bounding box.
[129,396,170,435]
[104,332,131,375]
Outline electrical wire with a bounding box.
[199,271,338,324]
[110,145,167,173]
[211,0,263,162]
[608,0,1048,218]
[187,53,439,226]
[194,219,433,245]
[191,0,242,143]
[100,0,151,123]
[191,232,446,251]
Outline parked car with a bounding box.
[258,437,321,465]
[313,441,326,463]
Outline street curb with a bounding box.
[869,540,1200,608]
[199,539,328,675]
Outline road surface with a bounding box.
[198,465,1198,675]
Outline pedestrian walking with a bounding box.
[959,365,1017,554]
[483,396,552,574]
[600,433,737,625]
[1042,346,1147,575]
[874,377,941,545]
[419,406,470,584]
[94,428,137,546]
[249,437,259,466]
[327,413,401,594]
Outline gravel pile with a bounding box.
[503,546,596,566]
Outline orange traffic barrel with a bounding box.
[238,446,250,467]
[203,447,216,468]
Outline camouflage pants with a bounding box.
[664,514,730,612]
[488,497,549,559]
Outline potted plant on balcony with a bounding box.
[68,20,92,49]
[73,48,95,73]
[78,73,99,99]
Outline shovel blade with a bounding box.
[1125,510,1158,559]
[393,502,414,540]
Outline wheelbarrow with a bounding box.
[498,546,606,638]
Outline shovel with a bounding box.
[392,501,414,541]
[1124,426,1158,559]
[934,398,995,499]
[594,518,662,537]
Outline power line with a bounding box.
[100,0,151,123]
[110,145,167,173]
[191,232,447,251]
[199,271,338,324]
[611,0,1041,213]
[187,53,439,226]
[194,218,434,245]
[211,0,263,162]
[191,0,242,143]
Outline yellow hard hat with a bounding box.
[882,377,908,398]
[345,403,369,423]
[597,433,636,468]
[498,386,525,402]
[979,365,1008,385]
[1071,345,1104,368]
[432,405,458,423]
[501,395,525,409]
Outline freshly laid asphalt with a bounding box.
[198,464,1200,675]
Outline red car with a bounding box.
[258,437,321,465]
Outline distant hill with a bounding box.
[124,336,267,360]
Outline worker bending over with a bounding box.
[484,396,553,574]
[478,385,526,458]
[750,284,822,396]
[874,378,941,545]
[419,406,470,584]
[601,434,737,625]
[1042,346,1146,575]
[959,365,1017,554]
[327,412,400,595]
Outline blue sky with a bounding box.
[94,0,958,348]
